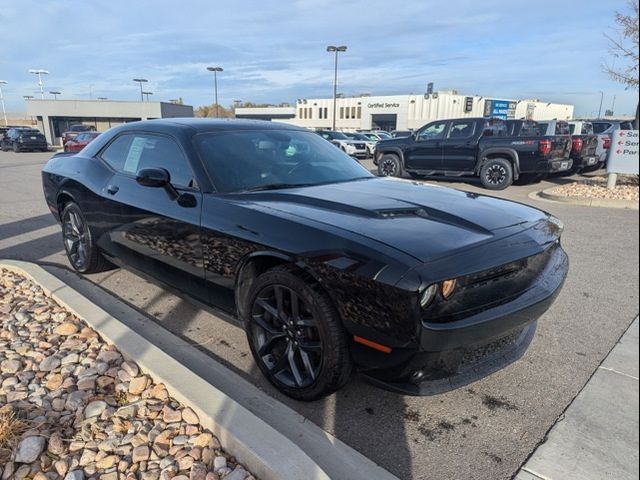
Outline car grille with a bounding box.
[460,328,524,368]
[424,244,558,324]
[354,143,366,149]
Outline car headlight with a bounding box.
[420,284,438,308]
[548,215,564,236]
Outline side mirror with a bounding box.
[136,167,179,200]
[136,167,170,188]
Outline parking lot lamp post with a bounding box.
[597,91,604,118]
[133,78,148,102]
[142,91,153,102]
[0,80,7,126]
[206,66,223,117]
[28,69,49,99]
[49,91,61,100]
[326,45,347,130]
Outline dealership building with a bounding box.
[235,91,574,131]
[25,99,194,146]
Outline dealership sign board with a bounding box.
[607,130,639,174]
[483,99,517,120]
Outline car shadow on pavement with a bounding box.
[0,213,56,242]
[0,231,64,261]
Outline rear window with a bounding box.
[555,122,570,135]
[581,122,593,134]
[482,119,508,137]
[519,121,544,136]
[620,122,634,130]
[20,129,42,136]
[592,122,611,134]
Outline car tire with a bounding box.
[377,153,404,177]
[0,143,8,152]
[12,142,20,153]
[480,158,513,190]
[61,202,111,274]
[244,265,352,401]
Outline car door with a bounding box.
[96,132,205,292]
[440,119,478,172]
[403,121,447,171]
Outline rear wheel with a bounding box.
[61,202,110,273]
[480,158,513,190]
[244,266,352,401]
[377,153,404,177]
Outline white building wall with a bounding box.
[237,93,574,131]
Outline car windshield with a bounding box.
[324,131,349,140]
[195,130,373,193]
[345,132,368,141]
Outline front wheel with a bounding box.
[244,266,352,401]
[12,142,20,153]
[61,202,111,273]
[377,153,404,177]
[480,158,513,190]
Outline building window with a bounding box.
[324,107,328,119]
[299,108,303,119]
[309,108,313,119]
[339,107,344,119]
[351,106,356,119]
[357,106,362,119]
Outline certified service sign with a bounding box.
[607,129,639,175]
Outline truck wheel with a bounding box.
[244,265,352,401]
[12,142,20,153]
[480,158,513,190]
[378,154,404,177]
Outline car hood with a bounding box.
[237,178,550,263]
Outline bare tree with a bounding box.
[603,0,639,127]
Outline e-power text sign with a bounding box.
[607,129,639,174]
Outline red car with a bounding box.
[64,132,100,152]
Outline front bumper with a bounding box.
[360,244,568,395]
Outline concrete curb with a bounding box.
[0,260,329,480]
[539,187,639,209]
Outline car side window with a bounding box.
[416,122,447,141]
[447,120,475,139]
[101,134,194,188]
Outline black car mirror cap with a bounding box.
[136,167,179,200]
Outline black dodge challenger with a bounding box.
[42,118,568,401]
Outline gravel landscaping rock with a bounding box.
[0,268,255,480]
[548,175,639,201]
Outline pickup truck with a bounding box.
[567,121,601,173]
[374,117,572,190]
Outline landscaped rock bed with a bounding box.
[546,175,639,202]
[0,268,255,480]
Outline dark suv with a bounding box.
[375,117,572,189]
[0,127,48,152]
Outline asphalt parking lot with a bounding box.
[1,150,638,480]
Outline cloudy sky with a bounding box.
[0,0,638,116]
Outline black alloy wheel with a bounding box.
[12,142,20,153]
[251,284,321,388]
[480,158,513,190]
[61,202,110,273]
[378,154,403,177]
[245,266,352,401]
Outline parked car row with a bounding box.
[370,116,636,190]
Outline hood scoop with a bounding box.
[376,208,429,218]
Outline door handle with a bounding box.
[106,185,119,195]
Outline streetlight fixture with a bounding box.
[0,80,8,126]
[597,91,604,118]
[326,45,347,130]
[49,91,61,100]
[206,66,223,117]
[132,78,148,101]
[142,91,153,102]
[29,69,49,99]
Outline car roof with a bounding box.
[121,118,306,133]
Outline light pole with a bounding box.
[326,45,347,130]
[133,78,148,102]
[142,91,153,102]
[0,80,8,126]
[597,91,604,118]
[29,69,49,99]
[49,91,61,100]
[206,66,223,117]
